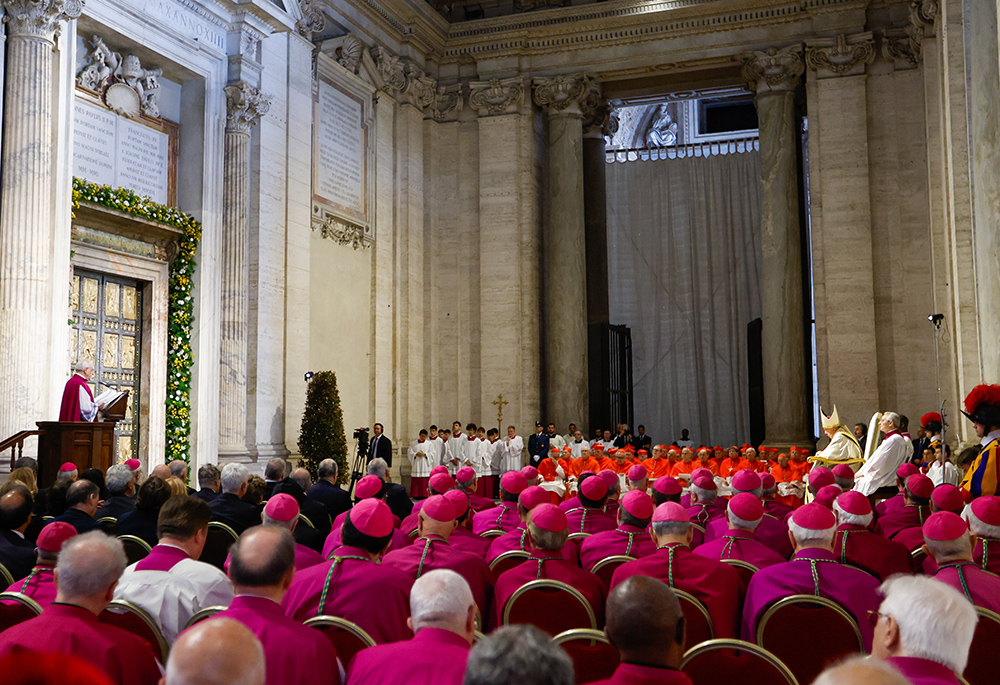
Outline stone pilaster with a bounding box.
[801,33,879,429]
[741,45,811,447]
[533,74,590,431]
[0,0,81,446]
[219,82,270,460]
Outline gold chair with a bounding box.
[0,562,14,587]
[502,579,597,635]
[554,628,620,683]
[99,599,170,662]
[305,615,377,665]
[488,550,530,576]
[183,605,229,630]
[682,638,798,685]
[117,534,153,565]
[0,591,43,633]
[675,588,714,648]
[589,555,634,588]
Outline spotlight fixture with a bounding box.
[304,371,314,381]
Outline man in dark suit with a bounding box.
[368,457,412,521]
[369,423,393,467]
[51,480,103,534]
[194,464,222,503]
[262,458,289,501]
[273,470,331,536]
[208,463,262,534]
[307,458,352,519]
[97,464,136,521]
[0,484,37,580]
[169,460,197,496]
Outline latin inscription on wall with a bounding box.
[73,97,170,205]
[314,78,367,226]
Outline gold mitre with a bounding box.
[820,405,841,429]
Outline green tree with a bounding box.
[298,371,349,484]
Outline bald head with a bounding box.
[150,464,172,481]
[290,468,311,492]
[228,525,295,595]
[165,618,265,685]
[606,576,685,667]
[813,656,909,685]
[169,460,189,480]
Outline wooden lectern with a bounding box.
[36,390,130,488]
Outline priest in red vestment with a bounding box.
[59,360,103,421]
[0,531,160,685]
[347,569,474,685]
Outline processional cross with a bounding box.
[492,394,509,430]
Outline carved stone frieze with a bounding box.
[580,85,611,137]
[740,45,804,95]
[403,64,437,109]
[881,29,920,70]
[469,77,524,116]
[313,213,373,250]
[805,33,876,77]
[910,0,939,29]
[77,36,164,119]
[432,83,464,121]
[532,74,591,115]
[296,0,326,40]
[372,46,407,94]
[225,81,271,134]
[2,0,82,40]
[338,34,364,74]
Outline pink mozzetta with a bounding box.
[922,511,968,541]
[621,490,654,519]
[728,493,763,521]
[349,499,394,538]
[531,503,568,532]
[500,471,528,495]
[836,491,872,516]
[263,493,299,522]
[421,495,457,522]
[791,502,836,531]
[652,501,690,523]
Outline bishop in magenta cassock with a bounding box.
[382,495,494,619]
[485,486,577,565]
[741,503,881,650]
[685,475,727,529]
[323,475,411,558]
[491,504,606,630]
[260,494,324,571]
[283,499,414,644]
[454,467,495,513]
[874,474,933,540]
[578,490,657,571]
[693,494,786,569]
[441,489,491,558]
[3,521,76,609]
[923,510,1000,615]
[400,471,457,534]
[565,475,617,535]
[472,471,527,534]
[214,526,339,685]
[831,491,911,581]
[967,495,1000,575]
[611,501,740,638]
[874,463,920,519]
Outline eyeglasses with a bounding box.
[867,610,887,627]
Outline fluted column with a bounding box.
[741,46,811,447]
[219,82,269,459]
[0,0,82,444]
[533,74,590,431]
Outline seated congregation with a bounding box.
[1,386,999,685]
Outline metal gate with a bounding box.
[588,323,634,434]
[70,269,142,464]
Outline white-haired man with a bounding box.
[347,569,476,685]
[169,459,195,495]
[871,575,977,685]
[0,532,160,684]
[694,493,785,568]
[922,511,1000,614]
[58,359,104,422]
[97,463,137,520]
[856,413,913,497]
[832,491,910,581]
[742,503,881,649]
[209,463,262,534]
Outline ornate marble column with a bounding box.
[741,46,811,447]
[533,74,590,431]
[219,82,269,460]
[0,0,82,444]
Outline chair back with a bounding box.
[97,517,118,535]
[0,592,42,633]
[0,562,13,587]
[681,638,798,685]
[567,532,590,542]
[502,579,597,635]
[489,550,530,576]
[691,523,706,535]
[183,605,228,630]
[201,522,239,570]
[480,529,505,539]
[304,615,376,665]
[756,595,862,685]
[298,513,315,528]
[675,589,714,648]
[589,555,634,588]
[99,599,170,662]
[965,607,1000,685]
[118,534,153,565]
[721,558,758,586]
[554,629,620,683]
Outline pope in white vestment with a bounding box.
[815,405,863,462]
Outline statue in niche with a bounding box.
[644,104,678,148]
[76,36,163,119]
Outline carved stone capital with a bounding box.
[402,63,436,110]
[469,77,524,116]
[910,0,939,30]
[225,82,271,134]
[881,28,920,70]
[2,0,82,41]
[805,33,876,78]
[337,33,364,74]
[580,85,611,138]
[432,83,464,122]
[741,45,804,95]
[532,74,591,116]
[296,0,325,40]
[372,46,407,94]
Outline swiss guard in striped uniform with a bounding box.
[960,384,1000,500]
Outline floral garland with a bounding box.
[71,178,202,463]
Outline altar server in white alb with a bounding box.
[815,406,863,462]
[445,422,466,473]
[463,423,481,471]
[408,430,433,498]
[855,412,913,496]
[425,425,445,473]
[501,425,524,474]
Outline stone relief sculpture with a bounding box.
[338,33,364,74]
[644,104,677,148]
[76,36,163,119]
